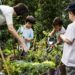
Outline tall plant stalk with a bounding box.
[0,48,10,75]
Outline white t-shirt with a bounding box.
[18,26,34,49]
[61,21,75,67]
[0,5,14,26]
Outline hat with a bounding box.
[65,3,75,11]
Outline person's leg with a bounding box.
[66,66,75,75]
[59,64,66,75]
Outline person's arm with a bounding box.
[49,28,55,37]
[60,25,75,45]
[60,34,73,45]
[5,11,28,52]
[8,25,28,52]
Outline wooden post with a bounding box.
[0,48,10,75]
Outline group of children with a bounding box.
[19,16,66,50]
[20,3,75,75]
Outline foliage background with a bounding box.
[0,0,75,75]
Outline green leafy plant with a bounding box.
[5,60,55,75]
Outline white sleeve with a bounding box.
[65,25,75,42]
[60,27,66,34]
[17,26,23,34]
[5,13,13,25]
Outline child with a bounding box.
[18,16,36,50]
[49,17,65,46]
[60,3,75,75]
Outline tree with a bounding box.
[39,0,70,30]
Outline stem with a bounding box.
[0,48,10,75]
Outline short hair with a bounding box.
[52,17,63,26]
[70,10,75,15]
[26,16,36,24]
[13,3,29,16]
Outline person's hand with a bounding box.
[60,34,64,40]
[25,38,30,42]
[19,39,28,52]
[20,43,28,52]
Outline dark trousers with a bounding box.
[66,66,75,75]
